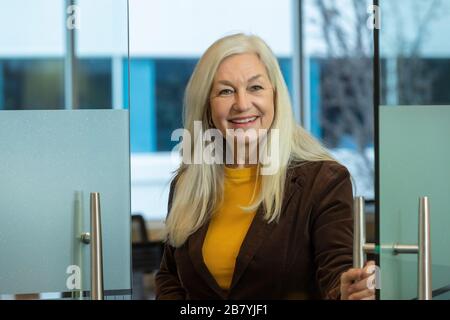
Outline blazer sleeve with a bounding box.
[311,163,354,300]
[154,177,187,300]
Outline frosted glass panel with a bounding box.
[0,110,131,298]
[379,106,450,299]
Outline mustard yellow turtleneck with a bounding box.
[202,165,261,290]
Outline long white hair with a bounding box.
[165,33,335,247]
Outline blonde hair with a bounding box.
[165,33,335,247]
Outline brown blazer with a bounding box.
[155,161,354,300]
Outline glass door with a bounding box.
[377,0,450,300]
[0,0,131,299]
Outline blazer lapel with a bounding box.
[228,173,303,292]
[187,218,228,299]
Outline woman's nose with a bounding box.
[232,91,252,112]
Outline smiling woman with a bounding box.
[208,53,275,165]
[209,53,275,134]
[155,33,375,300]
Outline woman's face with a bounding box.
[209,53,275,137]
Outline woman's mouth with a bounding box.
[228,116,259,128]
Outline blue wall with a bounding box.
[124,59,157,152]
[309,58,322,140]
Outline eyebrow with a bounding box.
[216,74,262,86]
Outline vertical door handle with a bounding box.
[90,192,104,300]
[356,196,433,300]
[353,197,376,269]
[392,197,432,300]
[418,197,432,300]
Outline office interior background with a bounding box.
[1,0,450,300]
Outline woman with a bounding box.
[155,33,375,300]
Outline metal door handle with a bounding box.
[418,197,432,300]
[353,197,377,269]
[90,192,104,300]
[354,196,432,300]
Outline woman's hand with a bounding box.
[340,260,376,300]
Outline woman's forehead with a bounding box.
[214,53,269,82]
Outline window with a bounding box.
[0,0,127,111]
[0,58,112,110]
[1,59,64,110]
[380,0,450,106]
[303,0,375,199]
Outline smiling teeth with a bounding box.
[230,117,257,124]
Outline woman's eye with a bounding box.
[249,85,263,92]
[219,89,233,95]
